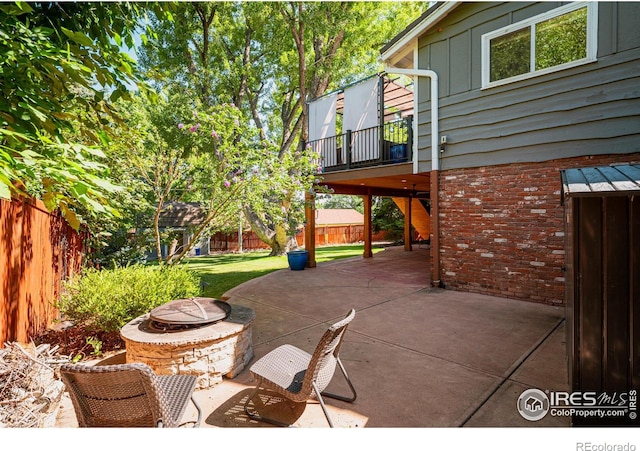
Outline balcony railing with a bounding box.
[310,117,413,173]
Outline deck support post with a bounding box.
[363,192,373,258]
[304,191,317,268]
[404,197,413,251]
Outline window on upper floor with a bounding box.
[481,2,597,89]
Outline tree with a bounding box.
[0,1,172,228]
[139,2,428,254]
[112,90,265,265]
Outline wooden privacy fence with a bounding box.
[299,224,370,246]
[210,230,271,252]
[0,198,83,346]
[210,225,389,252]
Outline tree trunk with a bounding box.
[273,222,299,255]
[166,238,178,264]
[153,198,166,264]
[269,235,299,256]
[243,205,299,256]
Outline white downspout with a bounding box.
[383,64,442,288]
[382,66,439,171]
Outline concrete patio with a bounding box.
[55,245,571,428]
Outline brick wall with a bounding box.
[438,153,640,306]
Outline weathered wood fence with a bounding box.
[210,225,389,252]
[0,198,83,346]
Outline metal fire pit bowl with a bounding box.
[149,297,231,327]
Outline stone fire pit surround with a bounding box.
[120,303,255,389]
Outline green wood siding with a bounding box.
[415,2,640,172]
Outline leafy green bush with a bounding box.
[59,264,201,332]
[372,197,405,242]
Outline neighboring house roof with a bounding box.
[380,1,460,64]
[315,209,364,226]
[561,164,640,199]
[158,202,205,228]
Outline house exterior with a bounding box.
[309,1,640,306]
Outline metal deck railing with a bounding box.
[310,117,413,172]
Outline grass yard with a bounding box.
[185,244,385,298]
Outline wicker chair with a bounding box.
[60,362,202,428]
[244,309,357,427]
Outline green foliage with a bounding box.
[138,2,428,254]
[71,336,104,362]
[111,91,265,264]
[0,1,172,228]
[90,228,153,269]
[535,7,587,70]
[243,140,325,237]
[316,194,364,214]
[59,264,201,332]
[85,337,103,358]
[490,28,531,82]
[372,197,405,242]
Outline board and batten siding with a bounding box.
[414,1,640,172]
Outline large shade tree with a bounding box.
[113,90,273,265]
[0,1,173,229]
[139,1,427,255]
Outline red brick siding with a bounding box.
[438,153,640,305]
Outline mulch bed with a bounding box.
[33,325,125,361]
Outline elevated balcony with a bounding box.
[307,73,415,174]
[304,74,430,264]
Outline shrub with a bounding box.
[58,264,201,332]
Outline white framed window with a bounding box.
[481,2,598,89]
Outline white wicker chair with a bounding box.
[244,309,357,427]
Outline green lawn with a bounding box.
[185,244,385,298]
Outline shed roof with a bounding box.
[158,202,205,228]
[315,209,364,226]
[561,164,640,199]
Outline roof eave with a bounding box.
[380,1,461,65]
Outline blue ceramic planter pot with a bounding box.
[287,250,308,270]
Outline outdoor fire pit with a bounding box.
[148,297,232,330]
[120,297,255,389]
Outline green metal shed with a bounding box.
[561,163,640,426]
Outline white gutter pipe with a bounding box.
[383,65,442,287]
[382,66,439,171]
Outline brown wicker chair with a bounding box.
[60,362,202,428]
[244,309,357,427]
